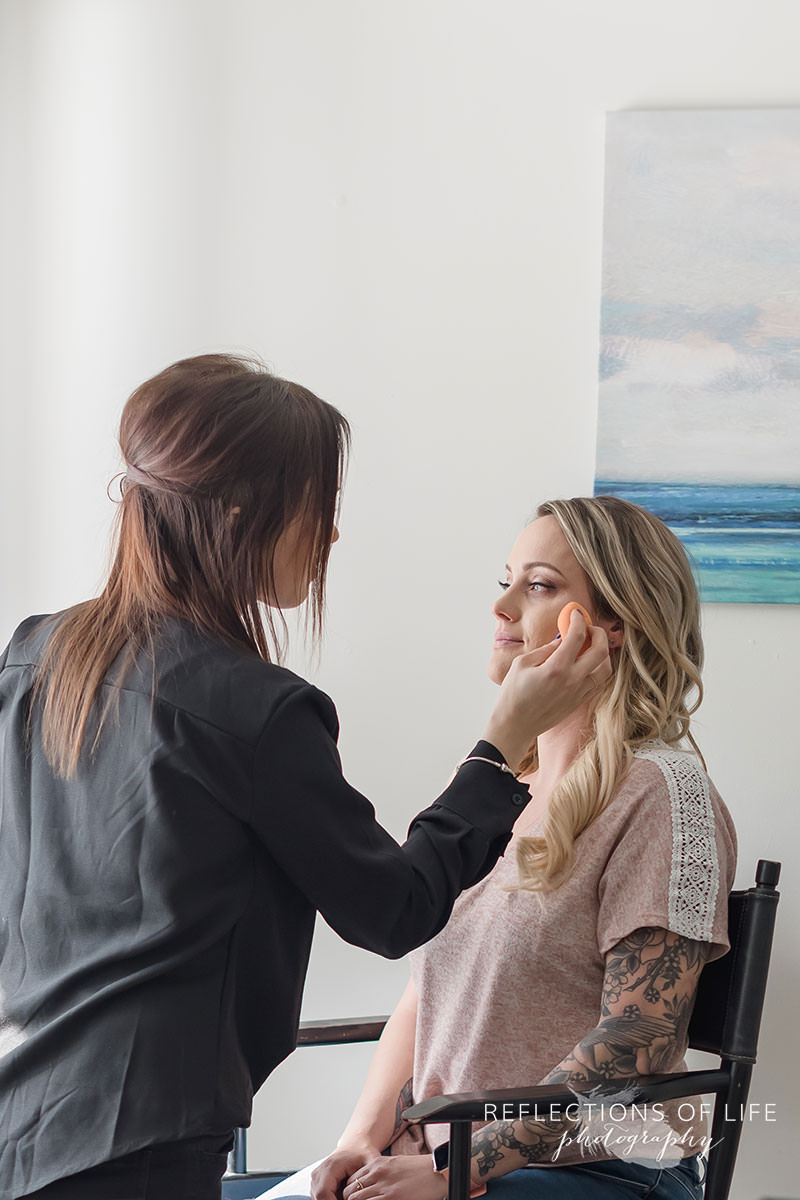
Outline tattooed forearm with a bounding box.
[471,1111,576,1175]
[391,1077,414,1138]
[542,1009,679,1086]
[469,929,710,1181]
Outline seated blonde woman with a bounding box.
[262,496,736,1200]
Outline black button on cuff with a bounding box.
[511,792,527,808]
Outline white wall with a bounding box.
[2,2,798,1196]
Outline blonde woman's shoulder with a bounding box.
[622,739,719,817]
[600,740,737,952]
[623,738,737,881]
[630,737,708,781]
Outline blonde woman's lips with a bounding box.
[494,636,524,647]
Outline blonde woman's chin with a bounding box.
[487,643,524,685]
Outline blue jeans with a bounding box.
[482,1154,704,1198]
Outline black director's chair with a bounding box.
[223,859,780,1200]
[403,859,782,1200]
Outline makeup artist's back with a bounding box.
[0,601,539,1200]
[0,609,325,1197]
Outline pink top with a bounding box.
[393,741,737,1169]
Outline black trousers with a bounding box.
[17,1133,235,1200]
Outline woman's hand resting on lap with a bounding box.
[339,1154,447,1200]
[311,1144,383,1200]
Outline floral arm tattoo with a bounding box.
[470,928,710,1180]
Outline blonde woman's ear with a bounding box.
[607,619,624,649]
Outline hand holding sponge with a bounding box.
[557,601,593,657]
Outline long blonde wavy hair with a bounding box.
[515,495,704,893]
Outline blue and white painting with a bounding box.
[595,109,800,604]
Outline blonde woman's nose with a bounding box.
[493,593,517,621]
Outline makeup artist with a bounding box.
[0,353,610,1200]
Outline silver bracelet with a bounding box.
[454,755,514,775]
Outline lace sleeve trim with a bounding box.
[632,743,720,943]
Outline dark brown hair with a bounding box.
[31,352,350,779]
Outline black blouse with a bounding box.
[0,611,528,1198]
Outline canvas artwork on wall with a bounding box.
[595,109,800,604]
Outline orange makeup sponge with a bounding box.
[557,601,593,656]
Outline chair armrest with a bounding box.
[297,1016,388,1046]
[402,1068,730,1124]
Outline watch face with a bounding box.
[433,1141,450,1172]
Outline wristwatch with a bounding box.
[432,1141,488,1199]
[432,1141,450,1173]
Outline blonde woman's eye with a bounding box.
[497,580,510,591]
[531,581,553,591]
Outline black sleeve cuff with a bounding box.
[431,740,531,839]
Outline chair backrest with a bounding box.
[688,859,781,1062]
